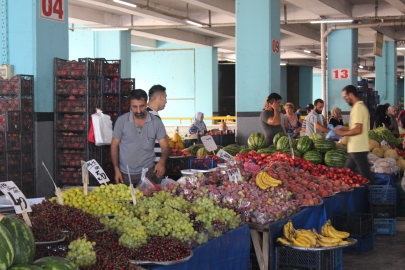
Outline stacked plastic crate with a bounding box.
[357,79,379,129]
[368,185,397,235]
[54,58,103,186]
[0,75,35,197]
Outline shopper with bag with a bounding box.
[333,85,375,185]
[111,89,169,185]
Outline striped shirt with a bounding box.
[302,112,326,129]
[146,106,163,162]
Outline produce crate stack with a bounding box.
[197,130,236,147]
[0,75,35,197]
[54,58,103,186]
[101,145,115,182]
[368,185,397,235]
[334,213,375,254]
[357,79,379,129]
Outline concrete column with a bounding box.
[7,0,69,197]
[235,0,280,144]
[327,28,358,113]
[299,66,313,109]
[376,41,397,105]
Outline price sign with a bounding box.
[40,0,65,23]
[381,140,390,146]
[217,149,233,160]
[272,38,280,54]
[227,168,242,182]
[201,135,218,152]
[0,182,31,214]
[331,69,350,80]
[87,159,110,185]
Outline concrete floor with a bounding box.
[344,217,405,270]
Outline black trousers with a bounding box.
[344,151,376,185]
[121,167,161,186]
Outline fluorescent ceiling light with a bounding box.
[93,28,129,31]
[280,63,286,66]
[186,20,203,27]
[397,47,405,50]
[113,0,137,7]
[226,59,235,62]
[359,65,364,69]
[310,20,353,24]
[304,50,311,53]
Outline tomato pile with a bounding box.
[170,148,193,157]
[396,148,405,157]
[197,155,222,163]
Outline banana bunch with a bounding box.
[255,171,282,190]
[277,220,350,248]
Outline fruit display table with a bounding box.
[149,224,250,270]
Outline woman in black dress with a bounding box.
[329,107,344,127]
[374,105,391,129]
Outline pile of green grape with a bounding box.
[66,237,97,267]
[100,209,142,233]
[118,225,148,249]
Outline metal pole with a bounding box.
[321,23,327,119]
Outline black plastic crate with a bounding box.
[0,152,5,172]
[57,149,86,167]
[120,78,135,94]
[334,213,373,236]
[0,75,34,96]
[343,233,374,254]
[183,139,198,148]
[22,151,35,171]
[21,112,34,132]
[55,77,101,96]
[275,246,342,270]
[102,145,111,164]
[368,185,396,204]
[55,95,101,114]
[6,132,21,151]
[166,157,192,175]
[102,77,121,94]
[0,96,34,113]
[55,58,101,78]
[7,151,21,172]
[21,178,35,198]
[0,111,21,131]
[103,94,120,112]
[8,171,21,188]
[370,204,396,218]
[97,58,121,77]
[21,132,33,152]
[197,130,236,147]
[56,132,87,149]
[121,96,130,111]
[56,113,87,131]
[57,167,82,185]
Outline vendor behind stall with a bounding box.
[111,89,170,185]
[387,106,399,137]
[189,112,207,139]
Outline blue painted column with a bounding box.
[236,0,280,144]
[376,41,397,105]
[328,28,358,113]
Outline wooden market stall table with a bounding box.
[149,224,251,270]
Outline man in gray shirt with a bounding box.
[260,93,285,146]
[111,89,169,185]
[304,99,330,136]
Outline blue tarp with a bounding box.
[150,224,251,270]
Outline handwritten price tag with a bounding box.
[217,149,232,160]
[381,140,390,146]
[0,182,31,214]
[227,168,242,182]
[87,159,110,185]
[201,135,218,152]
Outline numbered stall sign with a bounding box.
[228,168,242,182]
[331,69,350,80]
[0,182,31,214]
[40,0,65,22]
[87,159,110,184]
[272,38,280,54]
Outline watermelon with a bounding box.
[223,146,239,156]
[297,136,313,154]
[273,132,287,145]
[9,266,43,270]
[325,150,347,167]
[257,148,277,154]
[283,148,302,158]
[33,257,78,270]
[227,144,241,151]
[309,133,324,142]
[303,150,323,165]
[247,133,267,150]
[239,148,252,154]
[276,136,297,151]
[240,145,249,149]
[335,146,347,154]
[314,140,336,154]
[196,147,209,157]
[0,222,15,270]
[188,144,204,155]
[268,145,277,150]
[0,216,35,265]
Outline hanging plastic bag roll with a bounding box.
[91,109,113,146]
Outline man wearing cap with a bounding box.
[301,104,313,133]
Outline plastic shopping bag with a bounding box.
[91,109,113,146]
[136,168,155,196]
[325,124,342,141]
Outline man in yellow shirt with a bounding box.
[333,85,375,185]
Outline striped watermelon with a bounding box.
[239,148,252,154]
[33,257,78,270]
[276,136,297,151]
[258,148,277,154]
[0,216,35,265]
[9,266,43,270]
[297,136,313,154]
[303,150,323,165]
[248,133,267,150]
[0,222,15,270]
[273,132,287,145]
[283,148,302,158]
[325,151,347,167]
[314,140,336,154]
[309,133,324,142]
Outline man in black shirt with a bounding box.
[260,93,284,146]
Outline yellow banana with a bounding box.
[317,241,337,247]
[255,174,269,189]
[296,234,316,247]
[321,223,327,237]
[277,237,292,245]
[338,241,350,246]
[283,221,292,241]
[292,238,311,247]
[262,173,282,185]
[313,228,342,243]
[326,224,349,239]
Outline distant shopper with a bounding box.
[329,107,344,127]
[147,85,167,163]
[295,106,302,116]
[285,103,301,139]
[387,106,399,137]
[260,93,284,146]
[304,99,329,136]
[189,112,207,135]
[220,122,227,131]
[333,85,375,185]
[374,105,390,129]
[301,103,314,133]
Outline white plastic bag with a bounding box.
[91,109,113,146]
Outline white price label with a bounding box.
[217,149,232,160]
[87,159,110,184]
[0,182,32,214]
[227,168,242,182]
[381,140,390,146]
[201,135,218,152]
